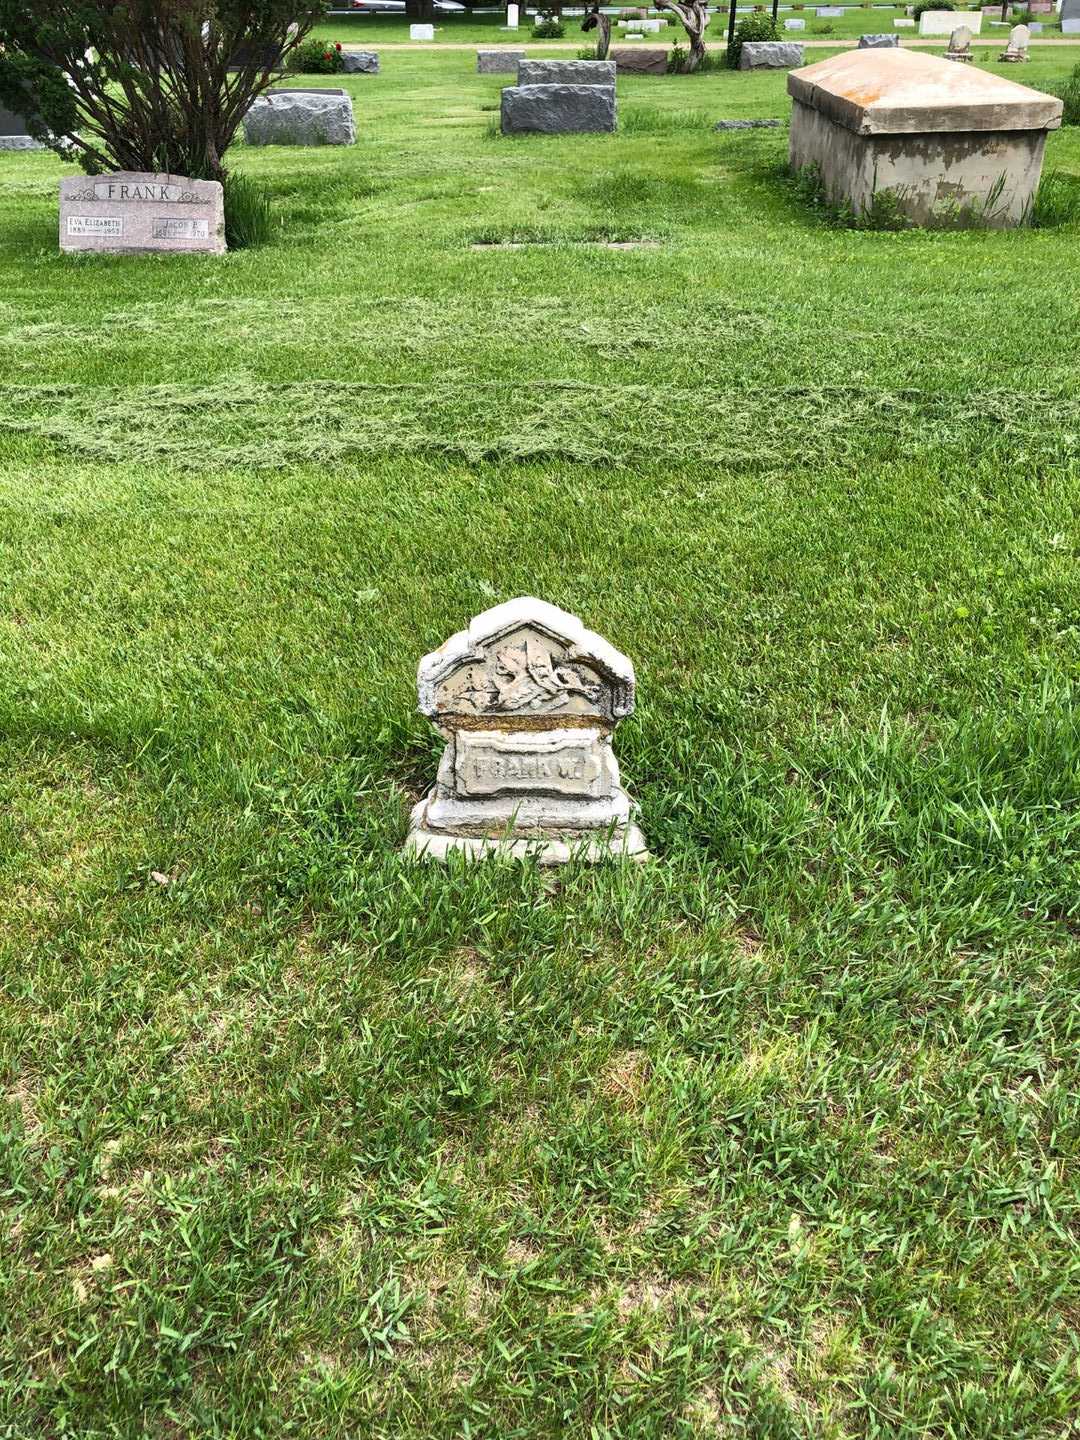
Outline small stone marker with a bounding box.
[406,597,648,864]
[859,32,900,46]
[59,171,225,255]
[1028,22,1043,33]
[478,47,525,72]
[816,6,843,15]
[998,22,1030,59]
[714,117,783,128]
[517,58,616,84]
[410,22,435,39]
[785,18,807,30]
[243,88,356,146]
[739,41,804,68]
[894,18,916,26]
[501,82,617,133]
[945,24,974,60]
[919,7,982,33]
[342,50,380,74]
[611,44,669,71]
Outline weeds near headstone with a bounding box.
[1030,169,1080,227]
[223,173,274,250]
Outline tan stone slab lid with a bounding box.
[788,47,1062,134]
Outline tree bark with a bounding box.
[655,0,710,69]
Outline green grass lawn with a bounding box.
[1,48,1079,1440]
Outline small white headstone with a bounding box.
[507,2,520,25]
[785,17,807,29]
[410,22,435,39]
[894,17,916,25]
[919,7,982,32]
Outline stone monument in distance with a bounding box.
[406,597,648,863]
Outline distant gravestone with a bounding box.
[1061,0,1080,23]
[243,88,356,145]
[59,171,225,255]
[1028,22,1043,32]
[611,45,670,72]
[816,6,844,15]
[505,2,520,26]
[785,18,807,29]
[406,597,648,864]
[1064,18,1080,32]
[894,17,916,26]
[342,50,380,74]
[998,21,1030,57]
[478,47,525,72]
[0,101,44,150]
[944,23,974,58]
[739,40,805,67]
[919,7,982,32]
[410,22,435,39]
[518,58,616,84]
[859,31,900,44]
[501,82,617,133]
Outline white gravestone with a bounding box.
[999,22,1030,58]
[59,171,225,255]
[1064,19,1080,32]
[894,18,916,26]
[410,22,435,39]
[406,598,648,864]
[944,24,974,59]
[506,2,520,25]
[785,17,807,29]
[919,8,982,32]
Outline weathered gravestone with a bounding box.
[894,18,916,27]
[859,32,900,46]
[410,22,435,39]
[478,48,525,73]
[59,171,225,255]
[611,46,670,73]
[342,50,380,74]
[785,17,807,28]
[517,58,616,84]
[501,82,617,133]
[788,48,1062,227]
[944,24,974,60]
[998,23,1030,59]
[243,88,356,146]
[406,598,648,864]
[739,41,805,68]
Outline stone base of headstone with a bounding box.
[517,58,616,85]
[342,50,380,74]
[611,45,670,74]
[478,47,526,73]
[945,48,975,60]
[501,82,616,134]
[243,88,356,146]
[405,816,650,865]
[859,32,900,46]
[739,41,804,69]
[59,171,225,255]
[714,117,783,129]
[0,135,46,150]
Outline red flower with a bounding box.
[336,41,343,50]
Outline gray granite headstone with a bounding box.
[738,41,804,67]
[477,47,525,72]
[406,597,648,864]
[342,50,380,74]
[0,101,45,150]
[1060,0,1080,24]
[243,88,355,146]
[59,171,225,255]
[501,82,616,134]
[517,58,616,85]
[859,31,900,45]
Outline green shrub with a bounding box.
[287,36,344,73]
[913,0,952,15]
[1031,169,1080,226]
[223,172,273,249]
[531,11,566,37]
[726,11,780,67]
[1059,63,1080,125]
